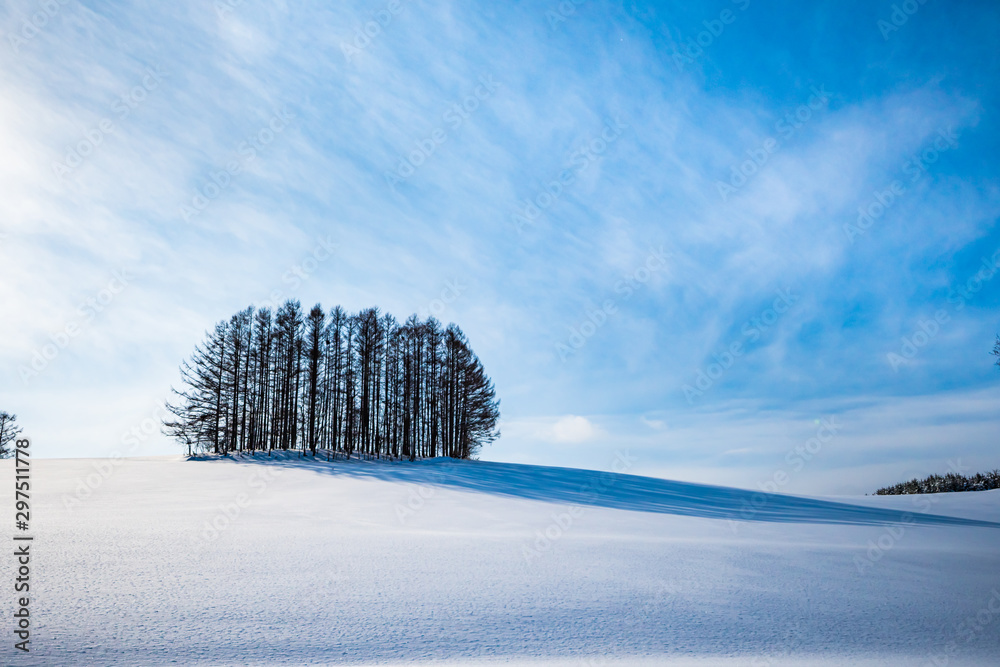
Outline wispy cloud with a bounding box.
[2,0,998,490]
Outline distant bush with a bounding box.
[875,470,1000,495]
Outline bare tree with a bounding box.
[0,411,23,458]
[305,304,325,456]
[164,321,228,454]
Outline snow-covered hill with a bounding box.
[3,454,999,666]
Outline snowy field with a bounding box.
[3,453,1000,666]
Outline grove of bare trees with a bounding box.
[163,301,500,460]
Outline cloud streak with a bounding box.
[1,0,998,492]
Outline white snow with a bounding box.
[3,453,999,666]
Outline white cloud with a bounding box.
[549,415,598,443]
[2,0,998,474]
[640,416,666,430]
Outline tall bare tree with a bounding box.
[305,304,325,456]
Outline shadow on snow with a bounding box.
[188,451,1000,529]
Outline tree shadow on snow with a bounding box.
[190,451,1000,529]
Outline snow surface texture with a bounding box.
[2,454,999,666]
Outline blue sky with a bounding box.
[2,0,998,494]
